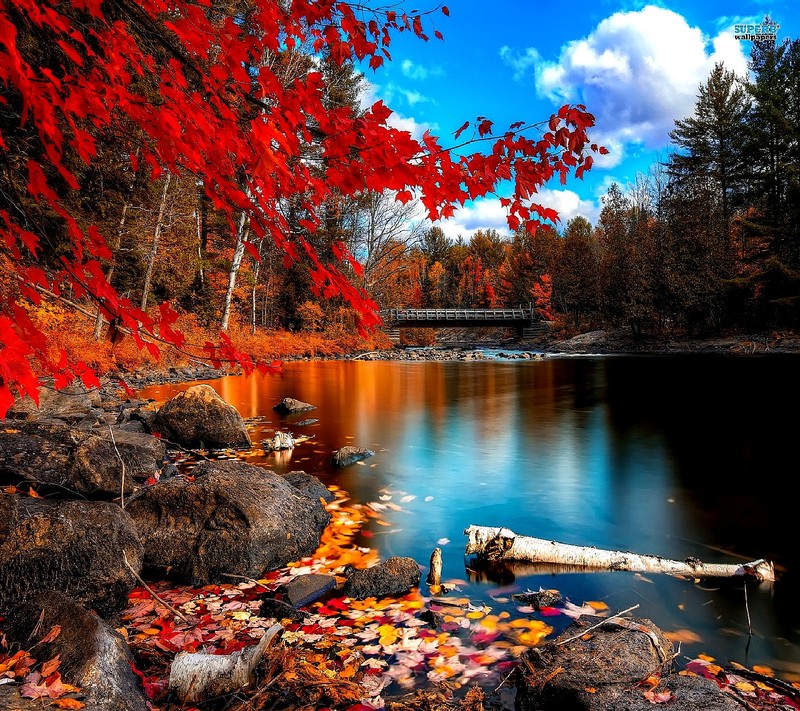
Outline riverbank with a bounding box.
[108,328,800,389]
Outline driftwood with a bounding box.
[427,547,442,587]
[464,526,775,582]
[169,623,282,703]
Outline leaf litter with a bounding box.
[3,482,797,710]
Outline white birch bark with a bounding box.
[169,623,282,703]
[464,525,775,582]
[220,209,248,332]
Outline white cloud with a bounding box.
[401,89,429,107]
[400,59,443,81]
[535,188,601,226]
[359,80,436,141]
[498,46,541,81]
[431,190,602,240]
[504,6,750,156]
[433,198,511,241]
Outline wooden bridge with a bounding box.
[381,308,548,342]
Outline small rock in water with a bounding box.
[342,556,421,600]
[273,398,316,414]
[332,446,374,467]
[262,431,294,451]
[282,573,337,608]
[295,418,319,426]
[512,587,563,609]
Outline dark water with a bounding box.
[142,354,800,679]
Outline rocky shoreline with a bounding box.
[1,377,796,710]
[110,329,800,390]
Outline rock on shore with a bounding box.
[153,384,251,449]
[125,460,330,583]
[0,495,142,616]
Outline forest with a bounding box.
[1,0,798,403]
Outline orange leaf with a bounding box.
[40,625,61,644]
[40,656,60,677]
[54,699,86,709]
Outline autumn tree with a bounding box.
[597,184,653,336]
[0,0,603,414]
[553,216,599,328]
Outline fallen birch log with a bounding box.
[169,623,283,703]
[464,526,775,582]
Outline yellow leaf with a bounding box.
[231,610,251,621]
[377,624,399,646]
[584,687,597,693]
[734,681,756,692]
[466,611,484,619]
[402,599,424,610]
[706,664,723,676]
[480,615,498,632]
[53,699,86,710]
[586,600,608,611]
[752,665,774,676]
[698,653,715,662]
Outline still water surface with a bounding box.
[143,354,800,678]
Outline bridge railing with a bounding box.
[384,308,533,322]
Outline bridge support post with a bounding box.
[386,327,400,344]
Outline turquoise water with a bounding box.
[143,354,800,679]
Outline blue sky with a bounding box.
[358,1,799,239]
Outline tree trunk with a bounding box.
[93,202,129,340]
[464,525,775,582]
[220,210,248,332]
[169,623,281,703]
[250,240,261,335]
[140,173,172,313]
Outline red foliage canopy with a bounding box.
[0,0,602,415]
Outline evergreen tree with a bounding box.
[669,63,750,233]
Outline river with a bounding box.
[142,353,800,680]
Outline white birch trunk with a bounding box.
[220,210,248,332]
[464,525,775,582]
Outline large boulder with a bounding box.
[515,615,740,711]
[342,557,420,600]
[125,460,330,583]
[0,495,143,616]
[0,422,165,497]
[6,591,148,711]
[152,384,251,449]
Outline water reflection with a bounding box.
[142,355,800,677]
